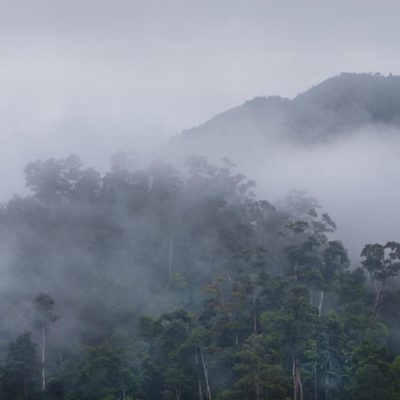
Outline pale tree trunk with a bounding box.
[42,327,46,392]
[318,290,324,317]
[253,311,258,335]
[325,357,332,400]
[199,347,212,400]
[325,377,328,400]
[255,382,260,400]
[121,381,126,400]
[373,280,384,314]
[174,385,183,400]
[252,293,258,335]
[195,348,204,400]
[314,347,318,400]
[292,358,297,400]
[168,229,174,277]
[255,366,260,400]
[292,358,303,400]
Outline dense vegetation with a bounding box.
[1,153,400,400]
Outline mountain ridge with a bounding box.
[167,72,400,157]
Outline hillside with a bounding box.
[167,73,400,158]
[2,74,400,399]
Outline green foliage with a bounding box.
[2,155,400,399]
[1,332,41,400]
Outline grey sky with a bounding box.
[1,0,400,198]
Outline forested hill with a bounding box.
[2,155,400,399]
[162,73,400,262]
[167,73,400,157]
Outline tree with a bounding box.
[33,293,58,392]
[361,242,400,313]
[2,332,41,400]
[232,334,289,400]
[348,341,396,400]
[68,341,136,400]
[261,285,317,400]
[24,156,82,205]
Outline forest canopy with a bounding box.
[0,154,400,400]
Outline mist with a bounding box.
[3,2,400,399]
[244,128,400,259]
[2,0,400,199]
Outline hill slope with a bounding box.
[166,73,400,159]
[159,73,400,260]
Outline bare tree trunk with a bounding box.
[199,347,212,400]
[195,348,204,400]
[255,382,260,400]
[253,311,258,335]
[300,376,304,400]
[325,382,328,400]
[169,229,174,276]
[42,327,46,392]
[292,358,297,400]
[122,381,126,400]
[255,367,260,400]
[174,385,182,400]
[292,358,303,400]
[252,294,258,335]
[314,349,318,400]
[373,280,384,314]
[318,290,324,317]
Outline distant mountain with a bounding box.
[155,73,400,258]
[290,73,400,138]
[165,73,400,160]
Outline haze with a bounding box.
[4,3,400,398]
[1,0,400,198]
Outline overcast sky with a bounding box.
[1,0,400,198]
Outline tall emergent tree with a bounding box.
[33,293,58,392]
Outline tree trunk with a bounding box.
[122,381,126,400]
[195,348,204,400]
[253,311,258,335]
[373,280,384,314]
[174,385,182,400]
[318,290,324,317]
[42,327,46,392]
[325,377,328,400]
[314,349,318,400]
[252,294,258,335]
[292,358,297,400]
[255,366,260,400]
[324,363,329,400]
[169,229,174,276]
[255,382,260,400]
[292,358,303,400]
[199,347,212,400]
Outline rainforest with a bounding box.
[1,154,400,400]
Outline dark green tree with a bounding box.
[361,242,400,313]
[2,332,41,400]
